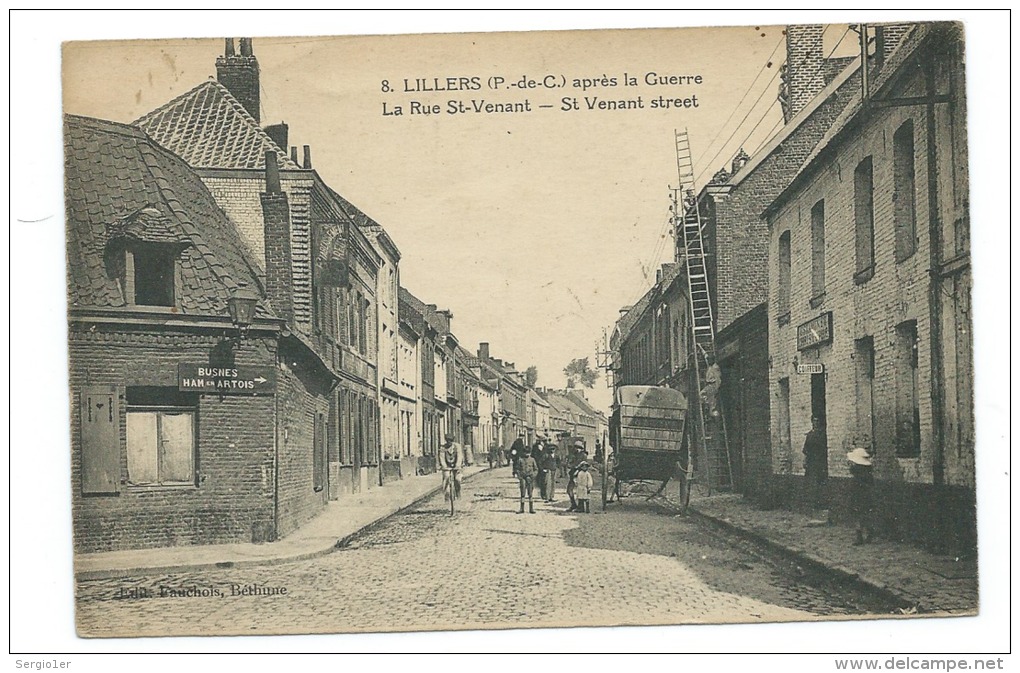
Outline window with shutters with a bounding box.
[80,385,121,494]
[125,387,197,487]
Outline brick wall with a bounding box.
[717,303,771,504]
[69,327,277,553]
[765,33,973,550]
[274,338,331,538]
[713,69,861,332]
[201,175,314,328]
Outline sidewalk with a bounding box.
[74,465,489,580]
[680,492,978,615]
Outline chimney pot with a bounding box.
[302,145,312,169]
[224,38,236,56]
[264,151,281,194]
[290,146,299,165]
[478,342,490,360]
[239,37,253,57]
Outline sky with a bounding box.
[9,7,1012,659]
[59,18,813,414]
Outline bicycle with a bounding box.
[442,468,460,516]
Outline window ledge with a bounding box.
[809,293,826,309]
[124,483,198,492]
[777,312,791,327]
[854,265,875,285]
[895,250,917,264]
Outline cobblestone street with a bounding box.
[75,468,897,637]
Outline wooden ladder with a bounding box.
[674,128,734,493]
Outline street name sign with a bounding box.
[178,363,276,394]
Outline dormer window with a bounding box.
[129,244,177,307]
[105,206,189,309]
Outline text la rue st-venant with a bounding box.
[383,94,699,116]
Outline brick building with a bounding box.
[685,25,870,498]
[764,23,973,552]
[66,115,335,552]
[475,343,527,449]
[136,38,392,496]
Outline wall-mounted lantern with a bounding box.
[227,282,259,344]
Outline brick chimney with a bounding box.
[874,24,913,69]
[260,150,293,323]
[264,122,288,151]
[781,25,825,123]
[478,342,490,360]
[216,37,260,123]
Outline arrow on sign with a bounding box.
[254,376,267,384]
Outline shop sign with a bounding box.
[178,363,276,394]
[796,363,825,375]
[797,311,833,351]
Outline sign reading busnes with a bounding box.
[178,363,276,394]
[797,311,833,351]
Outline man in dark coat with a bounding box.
[509,434,526,477]
[517,446,539,514]
[802,416,828,508]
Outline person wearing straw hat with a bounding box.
[847,445,875,545]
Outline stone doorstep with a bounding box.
[75,465,490,580]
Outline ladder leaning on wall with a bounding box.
[673,128,734,494]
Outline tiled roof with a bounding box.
[65,114,272,318]
[135,80,300,170]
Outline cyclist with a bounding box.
[439,433,462,500]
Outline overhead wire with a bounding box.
[691,33,786,187]
[631,31,788,298]
[745,25,854,157]
[691,32,798,188]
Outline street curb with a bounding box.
[75,467,495,581]
[686,506,918,612]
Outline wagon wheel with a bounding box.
[676,459,692,514]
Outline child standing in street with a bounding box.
[574,461,593,513]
